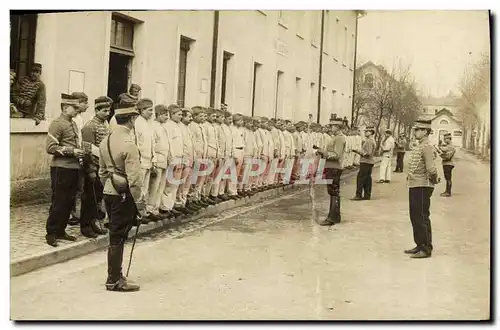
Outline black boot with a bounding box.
[333,196,341,223]
[316,196,335,226]
[105,245,140,292]
[81,226,98,238]
[90,219,108,235]
[46,234,58,247]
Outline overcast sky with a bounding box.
[357,10,490,98]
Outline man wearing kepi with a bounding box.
[405,119,439,259]
[351,126,376,201]
[99,103,143,292]
[316,118,346,226]
[438,133,456,197]
[79,96,113,238]
[45,93,87,247]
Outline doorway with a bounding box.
[107,52,132,117]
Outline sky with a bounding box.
[357,10,490,98]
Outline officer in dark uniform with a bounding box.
[437,133,456,197]
[405,119,439,259]
[316,119,346,226]
[99,104,144,292]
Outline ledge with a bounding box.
[10,118,49,134]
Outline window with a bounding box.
[110,15,134,54]
[177,36,194,107]
[10,14,37,79]
[331,90,337,115]
[296,11,306,38]
[251,62,262,116]
[335,18,341,60]
[311,11,321,47]
[454,130,463,137]
[220,51,233,106]
[310,82,317,116]
[274,71,284,118]
[323,11,330,54]
[294,77,302,120]
[278,10,287,28]
[439,119,449,125]
[364,73,374,89]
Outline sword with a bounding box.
[126,198,144,277]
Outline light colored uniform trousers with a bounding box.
[233,152,244,194]
[161,165,182,210]
[379,155,392,181]
[148,167,167,214]
[139,168,153,212]
[211,158,224,197]
[177,159,193,206]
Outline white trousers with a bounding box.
[148,168,167,214]
[379,156,392,181]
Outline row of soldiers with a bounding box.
[44,90,365,247]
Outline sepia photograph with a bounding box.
[7,6,492,321]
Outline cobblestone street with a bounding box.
[10,150,490,320]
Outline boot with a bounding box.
[333,196,341,224]
[316,196,335,226]
[81,226,98,239]
[46,234,58,247]
[90,219,108,235]
[56,232,77,241]
[105,245,140,292]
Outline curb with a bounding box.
[10,165,369,277]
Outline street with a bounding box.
[10,150,490,320]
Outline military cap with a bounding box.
[167,103,182,115]
[71,92,88,103]
[192,106,205,116]
[61,93,81,106]
[443,133,452,138]
[114,103,140,116]
[182,107,193,114]
[32,63,42,71]
[136,98,153,110]
[414,119,432,130]
[130,83,141,91]
[330,118,344,127]
[155,104,169,116]
[94,96,113,110]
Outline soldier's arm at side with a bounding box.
[124,142,143,202]
[46,121,75,156]
[422,145,437,175]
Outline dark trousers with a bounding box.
[80,172,104,229]
[355,163,374,198]
[46,167,80,236]
[104,193,137,282]
[395,152,405,172]
[409,187,434,253]
[324,168,343,196]
[443,165,454,193]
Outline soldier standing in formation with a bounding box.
[405,119,439,259]
[45,94,86,247]
[438,132,456,197]
[394,133,408,173]
[99,103,143,292]
[351,126,376,201]
[316,118,346,226]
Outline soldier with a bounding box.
[202,108,220,203]
[253,117,266,191]
[178,108,200,210]
[218,110,236,199]
[45,93,86,247]
[394,133,408,173]
[404,119,439,259]
[148,104,171,221]
[190,107,211,207]
[99,103,142,291]
[231,113,245,197]
[378,129,395,183]
[352,127,362,167]
[79,96,113,238]
[134,98,157,216]
[270,120,284,186]
[242,116,256,195]
[316,119,346,226]
[283,121,296,184]
[12,63,46,125]
[438,132,456,197]
[291,122,304,183]
[351,126,376,201]
[213,110,228,200]
[261,118,275,189]
[118,83,141,105]
[161,104,188,216]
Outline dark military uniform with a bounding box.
[45,94,86,247]
[394,134,408,172]
[438,133,456,197]
[405,120,438,258]
[352,127,376,200]
[80,97,113,237]
[99,104,142,292]
[317,119,346,226]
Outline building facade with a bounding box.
[428,109,464,148]
[10,10,360,204]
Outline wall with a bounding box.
[430,113,463,147]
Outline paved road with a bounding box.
[10,150,490,320]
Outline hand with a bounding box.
[34,118,41,126]
[88,172,97,181]
[73,149,85,158]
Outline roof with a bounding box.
[431,108,461,124]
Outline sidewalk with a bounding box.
[10,165,367,276]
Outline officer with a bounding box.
[316,118,346,226]
[405,119,439,259]
[438,132,456,197]
[98,103,143,292]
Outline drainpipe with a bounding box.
[317,10,325,124]
[351,11,364,127]
[209,10,220,107]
